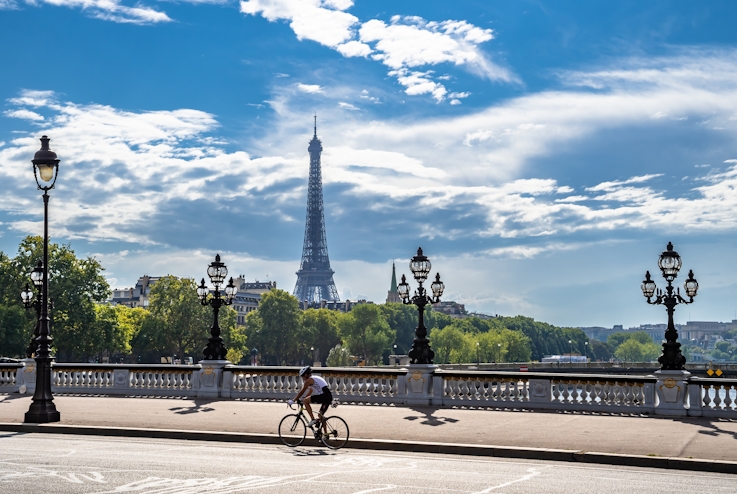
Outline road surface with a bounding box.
[0,432,735,493]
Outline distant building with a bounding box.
[386,262,401,304]
[231,277,277,325]
[110,275,163,308]
[432,301,467,319]
[300,299,372,312]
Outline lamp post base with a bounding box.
[24,403,60,424]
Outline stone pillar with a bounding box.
[687,377,703,417]
[403,364,436,406]
[113,368,130,394]
[528,378,552,404]
[654,370,689,417]
[19,358,37,395]
[197,360,230,399]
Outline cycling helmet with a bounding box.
[299,365,312,377]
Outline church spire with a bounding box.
[386,261,400,304]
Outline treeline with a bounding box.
[1,236,597,365]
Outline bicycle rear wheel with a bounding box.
[278,414,306,447]
[320,416,349,449]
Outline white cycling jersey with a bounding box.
[310,375,328,395]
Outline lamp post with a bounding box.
[20,261,45,357]
[568,339,573,365]
[497,343,501,364]
[584,341,589,363]
[197,254,237,361]
[641,242,698,370]
[476,342,480,366]
[25,136,61,424]
[310,346,315,365]
[397,247,444,365]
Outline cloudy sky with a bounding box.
[1,1,736,328]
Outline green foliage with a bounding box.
[301,309,341,364]
[131,276,240,363]
[244,289,302,365]
[607,331,652,348]
[431,324,532,364]
[378,303,417,354]
[614,338,661,362]
[430,325,471,364]
[326,344,352,367]
[338,304,395,365]
[490,315,586,361]
[589,340,613,362]
[0,236,110,361]
[0,304,30,358]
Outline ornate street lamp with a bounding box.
[397,247,444,364]
[20,261,47,357]
[198,254,237,361]
[25,136,61,423]
[641,242,698,370]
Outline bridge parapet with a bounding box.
[3,362,737,419]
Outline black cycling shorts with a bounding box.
[310,386,333,405]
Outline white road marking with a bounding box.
[471,467,545,493]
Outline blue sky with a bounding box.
[1,1,736,327]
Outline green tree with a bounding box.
[0,236,109,361]
[326,344,352,367]
[589,340,613,362]
[301,308,341,364]
[338,304,394,365]
[379,303,418,354]
[243,289,302,365]
[131,276,239,363]
[614,339,660,362]
[430,325,469,364]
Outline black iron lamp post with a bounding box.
[25,136,60,424]
[641,242,699,370]
[397,248,444,365]
[20,261,47,357]
[198,254,237,361]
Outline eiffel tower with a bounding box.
[293,117,340,303]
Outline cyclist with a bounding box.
[288,366,333,428]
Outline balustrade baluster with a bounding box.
[714,385,724,410]
[723,385,734,410]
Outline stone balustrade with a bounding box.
[0,364,21,389]
[224,366,406,403]
[2,361,736,418]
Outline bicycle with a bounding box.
[278,399,349,449]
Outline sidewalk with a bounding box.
[1,393,736,472]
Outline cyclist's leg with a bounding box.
[303,395,315,421]
[320,402,330,432]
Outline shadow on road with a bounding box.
[288,447,338,457]
[0,393,27,404]
[403,406,460,426]
[675,418,737,441]
[168,400,216,415]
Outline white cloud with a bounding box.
[240,1,507,102]
[28,0,170,24]
[4,51,737,255]
[4,109,44,121]
[450,99,461,105]
[449,92,470,99]
[240,0,359,47]
[338,102,359,111]
[297,83,323,94]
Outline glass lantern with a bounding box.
[641,271,656,298]
[207,254,228,285]
[397,274,410,302]
[431,273,444,299]
[684,269,699,298]
[658,242,682,281]
[225,277,237,302]
[409,247,431,283]
[197,278,209,301]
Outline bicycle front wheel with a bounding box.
[320,416,349,449]
[278,414,306,447]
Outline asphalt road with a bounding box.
[1,432,735,494]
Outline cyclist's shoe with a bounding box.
[323,433,332,440]
[307,419,318,427]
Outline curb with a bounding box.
[1,422,736,474]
